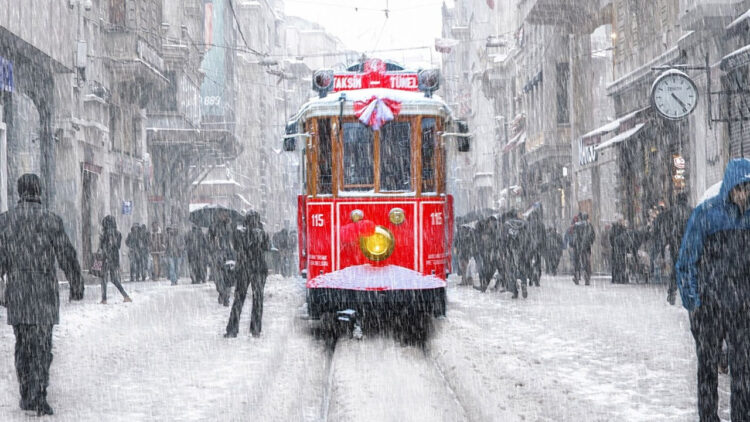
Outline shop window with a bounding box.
[556,62,570,125]
[317,118,332,194]
[380,121,412,191]
[421,118,436,193]
[342,122,373,190]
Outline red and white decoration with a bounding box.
[353,96,402,130]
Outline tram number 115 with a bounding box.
[430,212,443,226]
[312,214,325,227]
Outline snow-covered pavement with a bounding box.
[0,274,728,421]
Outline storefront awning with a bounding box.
[594,123,645,151]
[580,106,649,141]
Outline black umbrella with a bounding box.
[189,205,244,228]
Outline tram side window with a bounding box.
[421,118,436,193]
[380,121,412,191]
[343,122,374,190]
[317,119,333,194]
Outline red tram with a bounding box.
[283,59,470,322]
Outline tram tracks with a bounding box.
[317,329,473,422]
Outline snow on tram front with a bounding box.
[282,58,471,324]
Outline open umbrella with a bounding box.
[189,204,244,228]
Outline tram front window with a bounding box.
[380,121,412,191]
[343,122,374,190]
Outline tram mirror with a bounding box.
[283,137,296,152]
[457,120,471,152]
[283,120,299,151]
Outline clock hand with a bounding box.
[671,93,688,112]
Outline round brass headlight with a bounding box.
[350,209,364,223]
[359,225,395,261]
[388,208,406,225]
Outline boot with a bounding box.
[666,291,676,306]
[123,297,132,303]
[36,400,54,416]
[100,299,107,304]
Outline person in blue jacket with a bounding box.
[676,158,750,422]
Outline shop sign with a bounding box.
[673,154,686,189]
[0,56,13,93]
[579,137,598,165]
[122,200,133,215]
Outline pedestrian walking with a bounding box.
[165,226,184,285]
[544,226,563,275]
[125,224,141,282]
[454,223,476,286]
[98,215,131,304]
[185,225,207,284]
[572,212,595,285]
[150,222,164,280]
[500,210,531,299]
[609,216,628,284]
[209,213,235,306]
[526,204,546,287]
[0,174,84,416]
[136,224,150,281]
[656,192,692,305]
[676,158,750,422]
[225,211,270,338]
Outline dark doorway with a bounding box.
[82,169,96,268]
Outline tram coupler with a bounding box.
[336,309,363,340]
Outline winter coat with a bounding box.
[0,199,83,325]
[99,216,122,270]
[165,229,185,258]
[658,203,693,254]
[544,228,563,259]
[273,229,289,251]
[676,158,750,311]
[126,227,139,255]
[234,213,270,275]
[573,221,595,253]
[526,209,546,254]
[185,227,207,262]
[137,225,150,255]
[454,225,476,260]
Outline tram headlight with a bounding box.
[388,208,405,225]
[359,226,395,261]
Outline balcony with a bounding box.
[680,0,745,30]
[517,0,611,31]
[104,31,168,88]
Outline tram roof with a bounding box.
[290,88,454,122]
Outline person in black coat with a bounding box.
[209,213,235,306]
[609,216,628,284]
[136,224,150,281]
[454,224,476,286]
[0,174,84,415]
[125,224,141,282]
[225,211,270,338]
[526,205,546,287]
[99,215,131,304]
[544,227,563,275]
[572,212,596,285]
[185,225,207,284]
[473,217,499,292]
[656,193,693,305]
[500,210,531,299]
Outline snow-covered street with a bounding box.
[0,274,728,421]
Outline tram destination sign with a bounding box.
[333,72,419,92]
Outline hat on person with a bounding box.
[17,173,42,201]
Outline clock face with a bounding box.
[651,72,699,120]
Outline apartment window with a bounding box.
[556,62,570,125]
[109,0,125,27]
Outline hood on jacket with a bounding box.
[17,173,42,203]
[718,158,750,202]
[102,215,117,231]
